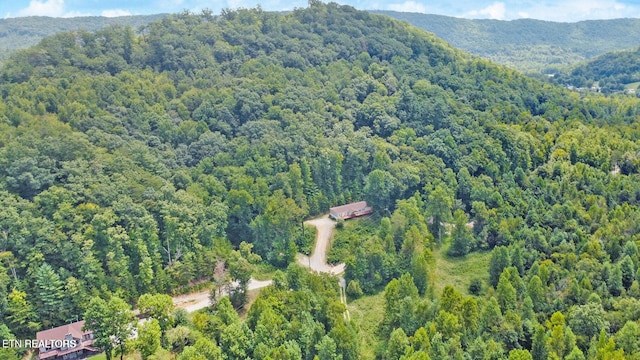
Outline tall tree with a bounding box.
[5,289,39,337]
[138,293,174,333]
[427,185,453,243]
[136,318,161,360]
[34,262,65,327]
[448,209,473,257]
[489,246,511,288]
[83,296,134,360]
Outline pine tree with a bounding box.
[620,255,635,290]
[531,325,548,360]
[489,246,510,288]
[35,263,65,327]
[496,270,517,313]
[448,209,472,257]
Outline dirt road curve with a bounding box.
[170,214,342,314]
[172,278,273,313]
[298,215,345,275]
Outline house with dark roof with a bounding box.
[36,320,100,360]
[329,201,373,220]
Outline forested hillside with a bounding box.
[4,11,640,74]
[0,14,166,64]
[1,2,640,359]
[551,46,640,93]
[376,11,640,73]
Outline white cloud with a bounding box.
[102,9,132,17]
[17,0,65,17]
[464,2,506,20]
[387,1,428,13]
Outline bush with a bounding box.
[297,224,317,256]
[346,280,364,298]
[468,278,483,295]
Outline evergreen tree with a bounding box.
[620,255,635,290]
[531,325,548,360]
[496,270,517,313]
[316,335,342,360]
[34,263,65,327]
[448,209,472,257]
[385,328,409,360]
[427,185,453,244]
[489,246,510,288]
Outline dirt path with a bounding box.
[172,278,273,313]
[170,214,344,314]
[297,215,345,275]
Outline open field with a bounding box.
[433,246,492,296]
[347,292,385,360]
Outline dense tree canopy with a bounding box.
[0,2,640,359]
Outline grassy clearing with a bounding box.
[432,244,491,296]
[327,217,377,264]
[624,81,640,89]
[347,292,385,360]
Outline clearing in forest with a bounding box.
[433,247,491,296]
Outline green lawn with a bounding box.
[433,245,491,296]
[347,292,385,360]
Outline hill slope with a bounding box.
[0,14,166,63]
[0,3,639,359]
[375,11,640,72]
[4,12,640,73]
[551,46,640,93]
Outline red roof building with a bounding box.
[329,201,373,220]
[36,320,100,360]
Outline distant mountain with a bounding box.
[0,14,167,64]
[373,11,640,73]
[3,11,640,74]
[551,46,640,93]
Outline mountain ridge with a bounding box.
[3,11,640,72]
[0,4,639,359]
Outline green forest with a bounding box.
[374,11,640,74]
[4,11,640,74]
[0,14,166,64]
[551,46,640,94]
[1,2,640,359]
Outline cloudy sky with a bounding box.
[3,0,640,22]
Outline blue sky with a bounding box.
[3,0,640,22]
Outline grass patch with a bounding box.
[433,244,491,296]
[252,262,278,281]
[348,292,385,360]
[327,218,377,264]
[624,81,640,89]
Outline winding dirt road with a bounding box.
[297,215,345,275]
[169,214,343,314]
[172,278,273,313]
